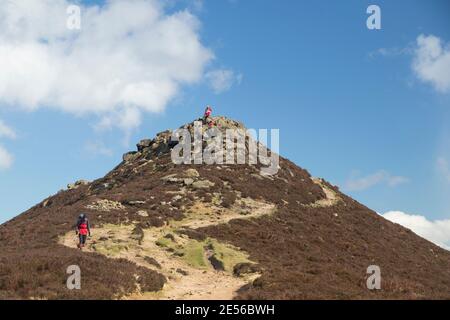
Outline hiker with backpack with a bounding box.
[75,213,91,249]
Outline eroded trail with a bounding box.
[59,197,275,300]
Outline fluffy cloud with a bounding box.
[205,69,242,94]
[0,0,214,130]
[382,211,450,250]
[344,170,409,192]
[412,34,450,93]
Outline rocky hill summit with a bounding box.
[1,117,450,300]
[122,116,246,163]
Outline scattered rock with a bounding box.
[183,178,194,186]
[184,168,200,178]
[161,174,181,183]
[176,268,189,276]
[233,263,261,277]
[123,200,146,206]
[191,180,215,189]
[86,199,125,211]
[137,210,149,217]
[172,195,183,202]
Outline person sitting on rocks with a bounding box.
[203,105,213,126]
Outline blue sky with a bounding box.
[1,0,450,245]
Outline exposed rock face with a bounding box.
[121,116,248,164]
[123,151,139,162]
[137,139,153,151]
[184,168,200,178]
[191,180,215,189]
[67,180,90,190]
[86,199,125,211]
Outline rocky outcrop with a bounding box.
[67,180,90,190]
[121,116,247,163]
[191,180,215,189]
[86,199,125,211]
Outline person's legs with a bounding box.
[79,234,87,248]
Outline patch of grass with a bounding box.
[205,239,250,272]
[155,237,172,248]
[153,232,250,272]
[95,243,129,256]
[182,240,207,268]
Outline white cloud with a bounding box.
[0,119,16,139]
[412,34,450,93]
[0,145,14,170]
[0,0,214,131]
[437,157,450,182]
[382,211,450,250]
[344,170,409,192]
[205,69,242,94]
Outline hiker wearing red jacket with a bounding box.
[203,105,214,127]
[75,213,91,249]
[204,105,212,117]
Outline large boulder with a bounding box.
[67,179,90,190]
[184,168,200,178]
[191,180,215,189]
[137,139,153,151]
